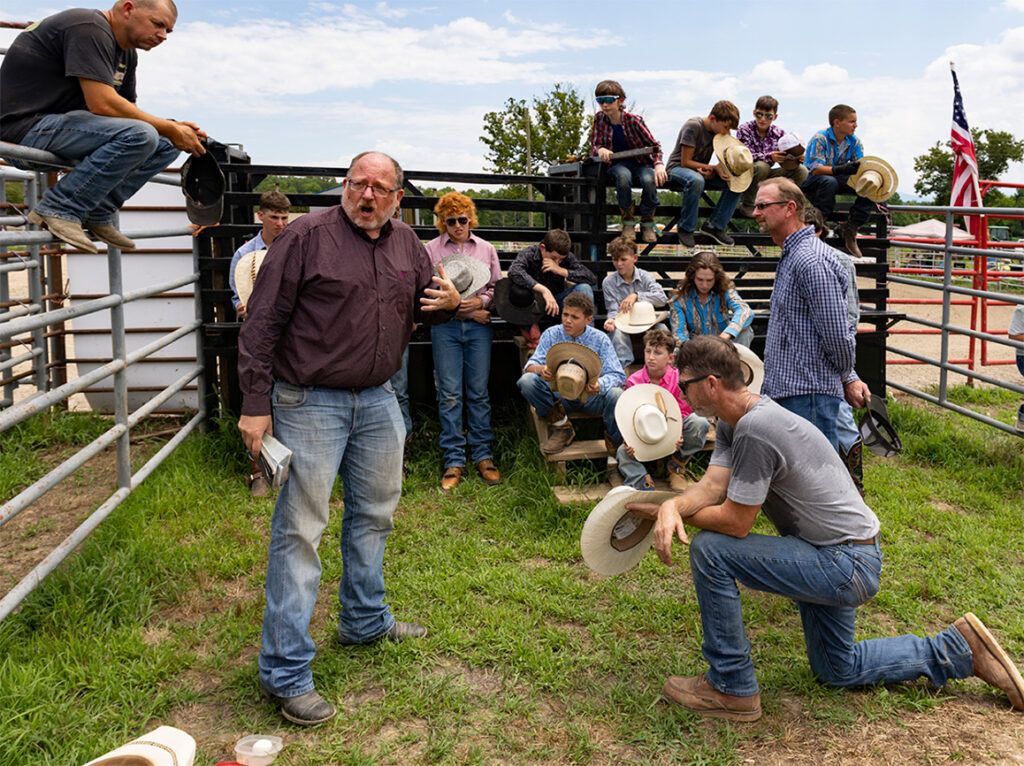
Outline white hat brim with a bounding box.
[613,308,670,334]
[615,384,683,461]
[581,487,678,575]
[713,134,754,193]
[735,345,764,395]
[84,726,196,766]
[234,248,268,307]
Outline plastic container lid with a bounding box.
[234,735,284,766]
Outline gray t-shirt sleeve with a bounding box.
[62,20,120,87]
[1009,305,1024,338]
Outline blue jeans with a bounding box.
[666,166,741,233]
[689,531,973,696]
[554,283,594,307]
[16,111,180,225]
[837,401,860,452]
[607,160,659,216]
[776,393,843,452]
[258,381,405,697]
[616,413,709,488]
[390,346,411,434]
[431,319,494,468]
[801,174,875,228]
[608,322,668,366]
[516,372,623,442]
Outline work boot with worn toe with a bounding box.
[836,223,864,259]
[259,682,337,726]
[640,219,658,244]
[541,422,575,454]
[27,210,97,253]
[954,612,1024,710]
[85,223,136,250]
[339,620,427,646]
[662,673,762,722]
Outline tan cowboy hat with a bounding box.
[615,384,683,461]
[849,156,898,203]
[581,487,677,575]
[84,726,196,766]
[546,342,602,402]
[613,301,669,335]
[712,134,754,193]
[440,253,491,299]
[735,344,764,395]
[234,248,268,308]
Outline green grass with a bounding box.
[0,392,1022,765]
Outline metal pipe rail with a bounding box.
[0,411,205,623]
[0,140,180,186]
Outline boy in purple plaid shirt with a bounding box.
[735,96,808,217]
[591,80,667,245]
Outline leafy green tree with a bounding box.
[913,129,1024,203]
[480,83,590,175]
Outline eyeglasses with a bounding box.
[752,200,789,212]
[345,179,400,198]
[445,216,469,227]
[595,95,620,105]
[754,110,776,119]
[679,373,711,397]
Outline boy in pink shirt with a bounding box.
[616,328,710,491]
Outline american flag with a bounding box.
[949,63,982,237]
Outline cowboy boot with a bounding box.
[837,222,863,259]
[541,402,575,454]
[619,206,636,241]
[639,216,658,244]
[667,455,691,492]
[841,441,864,497]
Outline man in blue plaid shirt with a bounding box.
[752,178,870,450]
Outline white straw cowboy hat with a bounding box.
[735,344,764,395]
[849,156,899,203]
[581,486,677,576]
[234,248,268,307]
[613,301,669,335]
[84,726,196,766]
[777,132,805,171]
[546,342,602,402]
[615,383,683,461]
[440,253,490,299]
[713,134,755,193]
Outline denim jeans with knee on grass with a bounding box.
[688,531,973,697]
[258,381,404,697]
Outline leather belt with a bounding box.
[850,535,878,546]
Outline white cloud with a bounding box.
[1005,0,1024,10]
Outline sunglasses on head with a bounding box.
[754,110,776,119]
[445,216,469,227]
[595,95,620,105]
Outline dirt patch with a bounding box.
[737,697,1024,765]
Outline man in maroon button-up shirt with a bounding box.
[237,151,459,726]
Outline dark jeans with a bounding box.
[802,174,876,228]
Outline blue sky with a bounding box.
[3,1,1024,195]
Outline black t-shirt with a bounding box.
[0,9,137,143]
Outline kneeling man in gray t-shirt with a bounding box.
[626,335,1024,722]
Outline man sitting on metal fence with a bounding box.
[0,0,206,253]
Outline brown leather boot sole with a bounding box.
[955,613,1024,710]
[540,424,575,454]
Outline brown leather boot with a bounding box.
[663,674,762,722]
[837,222,863,258]
[440,466,464,492]
[667,456,691,492]
[541,422,575,454]
[953,613,1024,710]
[476,459,501,486]
[619,206,636,240]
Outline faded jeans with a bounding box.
[616,412,709,488]
[607,160,659,217]
[16,110,180,225]
[258,381,405,698]
[689,531,973,696]
[666,166,741,234]
[431,318,494,468]
[517,372,623,443]
[776,393,843,452]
